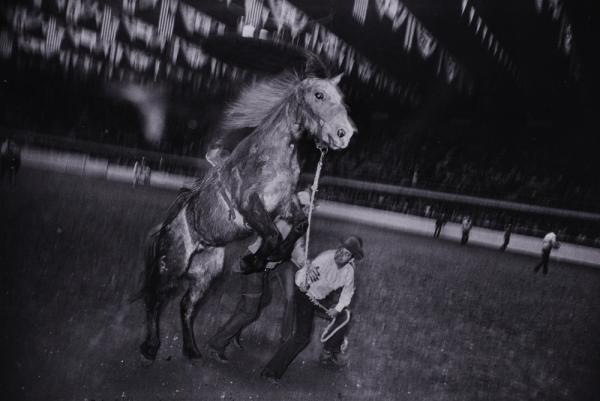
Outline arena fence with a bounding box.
[16,145,600,267]
[6,128,600,250]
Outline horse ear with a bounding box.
[330,73,343,85]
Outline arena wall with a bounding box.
[20,145,600,268]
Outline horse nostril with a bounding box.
[337,129,345,138]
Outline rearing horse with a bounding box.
[140,71,356,361]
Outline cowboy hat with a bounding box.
[340,235,364,261]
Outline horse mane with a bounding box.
[220,71,302,133]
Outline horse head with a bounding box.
[297,74,356,151]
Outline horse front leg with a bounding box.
[238,193,283,274]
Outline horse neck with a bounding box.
[253,90,304,149]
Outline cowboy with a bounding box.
[205,190,313,362]
[261,235,364,383]
[533,231,560,275]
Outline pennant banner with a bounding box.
[179,2,226,38]
[461,0,518,81]
[533,0,577,64]
[352,0,369,26]
[180,39,208,69]
[0,31,14,59]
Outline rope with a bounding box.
[303,143,327,288]
[320,309,351,343]
[299,144,350,345]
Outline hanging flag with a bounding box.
[416,24,437,59]
[158,0,178,41]
[121,16,159,47]
[444,53,458,83]
[100,7,119,45]
[547,0,562,21]
[125,46,153,71]
[138,0,159,10]
[43,17,65,56]
[373,0,407,32]
[244,0,264,29]
[169,36,180,63]
[108,42,124,65]
[67,26,100,52]
[557,14,572,55]
[17,35,45,54]
[0,31,13,59]
[122,0,137,15]
[352,0,369,26]
[12,6,44,33]
[268,0,308,38]
[179,2,224,37]
[403,13,415,51]
[180,39,208,69]
[461,0,468,15]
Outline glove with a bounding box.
[298,282,309,293]
[293,218,309,234]
[326,308,339,319]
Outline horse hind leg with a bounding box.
[180,246,225,359]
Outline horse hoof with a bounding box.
[204,344,229,364]
[231,336,243,350]
[139,353,155,367]
[239,255,255,274]
[140,342,159,362]
[183,347,203,360]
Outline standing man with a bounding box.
[533,231,560,275]
[205,191,312,362]
[261,236,364,383]
[461,216,472,245]
[500,223,512,251]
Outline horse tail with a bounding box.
[129,225,163,303]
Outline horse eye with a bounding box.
[315,92,324,100]
[337,129,345,138]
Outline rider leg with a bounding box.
[237,193,283,273]
[275,263,296,343]
[207,271,265,357]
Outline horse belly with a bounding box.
[167,210,203,266]
[262,173,294,213]
[187,190,252,246]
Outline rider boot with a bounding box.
[267,218,308,262]
[239,252,268,274]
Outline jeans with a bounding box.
[263,288,349,379]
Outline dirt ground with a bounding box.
[1,169,599,401]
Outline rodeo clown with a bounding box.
[261,235,364,383]
[205,189,312,361]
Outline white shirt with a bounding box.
[295,249,355,312]
[247,217,306,269]
[542,232,557,250]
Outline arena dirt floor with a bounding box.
[2,168,600,401]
